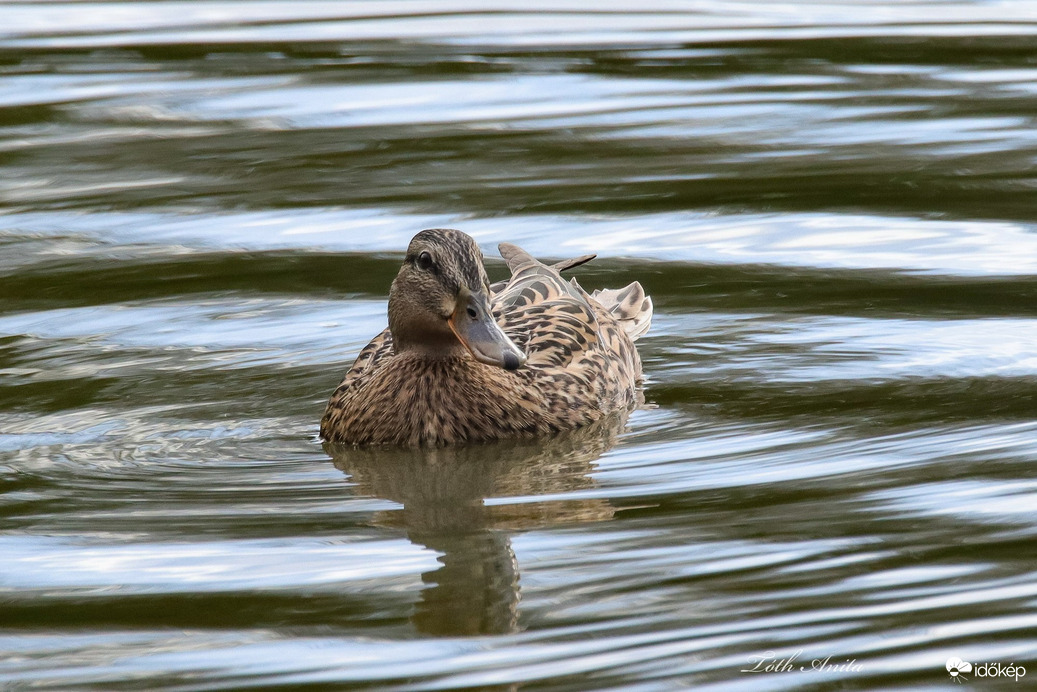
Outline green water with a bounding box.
[2,2,1037,689]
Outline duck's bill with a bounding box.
[448,289,526,371]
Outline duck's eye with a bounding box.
[416,251,434,271]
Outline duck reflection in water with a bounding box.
[326,414,626,636]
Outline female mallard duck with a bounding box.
[320,228,652,446]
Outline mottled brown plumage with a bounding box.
[320,228,652,446]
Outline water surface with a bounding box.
[2,1,1037,689]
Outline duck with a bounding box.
[320,228,652,446]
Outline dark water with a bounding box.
[3,2,1037,689]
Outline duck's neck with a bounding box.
[391,333,468,361]
[388,304,466,361]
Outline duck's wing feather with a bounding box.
[489,250,596,293]
[550,252,597,274]
[497,241,652,331]
[329,327,394,398]
[591,281,653,341]
[492,243,605,371]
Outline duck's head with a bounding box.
[388,229,526,371]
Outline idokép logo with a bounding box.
[947,657,1026,683]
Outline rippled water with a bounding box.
[3,1,1037,689]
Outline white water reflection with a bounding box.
[5,1,1037,47]
[0,299,385,370]
[746,316,1037,381]
[0,535,436,592]
[4,210,1037,274]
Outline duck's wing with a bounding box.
[321,325,395,437]
[330,327,394,394]
[497,242,652,333]
[492,243,605,370]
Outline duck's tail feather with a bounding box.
[591,281,654,341]
[552,253,596,273]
